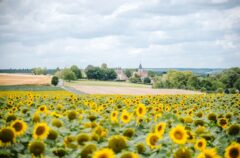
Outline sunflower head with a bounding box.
[123,128,135,138]
[108,135,127,153]
[155,122,166,137]
[92,148,115,158]
[194,138,207,151]
[135,143,146,154]
[121,110,131,124]
[88,115,97,122]
[28,140,45,157]
[120,152,139,158]
[218,118,228,129]
[6,114,17,122]
[224,142,240,158]
[146,133,160,149]
[207,113,217,122]
[52,119,63,128]
[81,144,97,158]
[11,119,27,137]
[228,124,240,136]
[196,112,203,118]
[67,110,77,120]
[47,129,58,140]
[33,122,49,140]
[136,103,146,117]
[53,148,67,158]
[169,125,188,145]
[77,133,90,145]
[197,148,220,158]
[174,148,192,158]
[194,120,205,127]
[0,127,16,147]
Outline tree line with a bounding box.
[152,67,240,93]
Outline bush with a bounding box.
[51,76,59,86]
[216,88,223,93]
[200,87,207,92]
[129,77,141,83]
[229,88,237,94]
[143,77,151,84]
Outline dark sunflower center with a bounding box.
[174,131,183,140]
[198,142,203,147]
[99,153,108,158]
[158,125,162,131]
[13,122,23,132]
[150,136,158,145]
[229,148,239,158]
[0,128,14,142]
[36,126,45,135]
[123,115,128,120]
[220,119,227,125]
[40,107,45,111]
[138,107,143,114]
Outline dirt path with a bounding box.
[67,85,202,95]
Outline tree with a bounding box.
[85,67,117,80]
[70,65,82,79]
[85,65,94,72]
[62,68,76,82]
[51,76,59,86]
[101,63,108,69]
[124,69,132,78]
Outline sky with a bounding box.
[0,0,240,69]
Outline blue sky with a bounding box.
[0,0,240,69]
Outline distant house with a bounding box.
[115,68,128,81]
[135,64,148,80]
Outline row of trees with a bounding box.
[55,65,82,81]
[153,67,240,93]
[85,65,117,80]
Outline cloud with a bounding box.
[0,0,240,68]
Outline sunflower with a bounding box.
[195,138,207,151]
[136,103,146,118]
[174,148,192,158]
[120,152,139,158]
[224,142,240,158]
[155,122,166,137]
[121,110,131,124]
[28,140,45,157]
[92,148,115,158]
[0,127,16,147]
[38,105,48,114]
[110,110,118,123]
[146,133,160,149]
[33,122,49,140]
[108,135,127,153]
[11,119,27,137]
[169,125,188,144]
[218,118,228,129]
[197,148,221,158]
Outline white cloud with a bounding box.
[0,0,240,68]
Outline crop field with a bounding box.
[0,74,51,86]
[0,92,239,158]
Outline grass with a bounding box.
[0,85,64,91]
[65,79,151,88]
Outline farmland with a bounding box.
[0,74,51,86]
[0,91,239,158]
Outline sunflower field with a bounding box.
[0,91,239,158]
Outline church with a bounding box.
[135,63,149,80]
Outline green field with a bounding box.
[66,80,151,88]
[0,85,64,91]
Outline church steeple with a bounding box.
[139,63,142,69]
